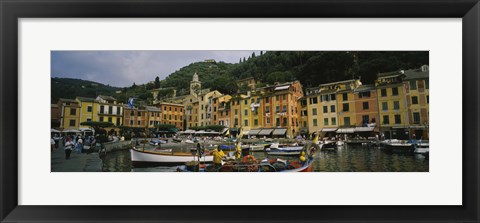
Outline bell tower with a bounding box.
[190,72,201,96]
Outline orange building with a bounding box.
[353,84,379,128]
[159,102,184,130]
[123,106,148,128]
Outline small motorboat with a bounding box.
[265,144,304,156]
[130,147,213,165]
[149,138,167,146]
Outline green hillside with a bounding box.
[51,51,428,103]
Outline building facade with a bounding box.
[403,65,429,139]
[159,102,184,130]
[57,98,81,130]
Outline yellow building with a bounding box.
[403,65,429,139]
[298,97,309,138]
[57,98,81,130]
[212,95,232,128]
[336,80,362,130]
[95,95,123,127]
[76,97,98,129]
[375,71,409,139]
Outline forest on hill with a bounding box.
[51,51,428,103]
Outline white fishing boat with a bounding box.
[384,139,415,153]
[265,145,304,156]
[413,141,429,154]
[249,144,266,151]
[130,147,213,165]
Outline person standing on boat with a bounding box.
[64,137,74,159]
[212,146,226,170]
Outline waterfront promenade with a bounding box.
[51,141,103,172]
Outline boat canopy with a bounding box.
[258,129,273,135]
[354,127,375,132]
[321,128,338,132]
[336,128,355,133]
[248,129,261,135]
[272,128,287,135]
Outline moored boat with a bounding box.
[130,147,213,165]
[265,146,304,156]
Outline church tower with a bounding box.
[190,72,201,96]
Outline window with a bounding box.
[266,118,270,124]
[137,112,141,116]
[362,102,369,110]
[174,115,177,120]
[425,79,429,89]
[164,114,167,119]
[427,95,429,104]
[100,117,104,122]
[244,120,248,126]
[282,105,287,112]
[169,115,172,119]
[312,108,317,116]
[175,108,177,112]
[283,118,287,125]
[86,118,92,122]
[276,106,280,113]
[393,101,400,110]
[234,118,238,126]
[137,120,141,125]
[330,105,335,113]
[394,114,401,124]
[412,96,418,104]
[410,80,417,90]
[413,112,421,124]
[330,94,336,100]
[313,119,318,126]
[108,106,113,114]
[282,95,286,100]
[100,106,104,114]
[310,97,318,104]
[276,95,279,101]
[116,119,120,126]
[343,103,349,112]
[265,106,270,113]
[331,117,336,125]
[69,108,76,116]
[244,110,248,115]
[362,115,369,124]
[344,117,351,126]
[276,118,280,126]
[254,119,258,126]
[382,102,388,111]
[108,117,112,123]
[383,115,390,124]
[130,111,134,116]
[69,120,76,126]
[343,93,348,101]
[130,120,133,125]
[151,112,154,117]
[359,91,371,98]
[235,109,238,115]
[265,97,269,103]
[392,87,398,96]
[117,107,121,115]
[381,89,387,97]
[323,106,328,113]
[244,100,248,105]
[324,118,328,125]
[87,106,92,112]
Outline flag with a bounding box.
[128,97,134,108]
[224,129,230,136]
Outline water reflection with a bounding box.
[102,144,428,172]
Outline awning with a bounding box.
[242,131,249,135]
[184,129,195,134]
[337,128,355,133]
[258,129,273,135]
[321,128,338,132]
[195,130,207,134]
[274,85,290,91]
[272,128,287,135]
[51,129,61,133]
[355,127,375,132]
[62,129,81,133]
[409,126,427,129]
[248,129,261,135]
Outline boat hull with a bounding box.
[130,148,213,165]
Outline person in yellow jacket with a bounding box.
[212,146,226,169]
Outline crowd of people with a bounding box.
[51,134,97,159]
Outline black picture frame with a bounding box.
[1,0,479,222]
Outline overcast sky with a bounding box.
[51,51,260,87]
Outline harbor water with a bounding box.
[101,144,429,172]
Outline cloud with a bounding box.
[51,50,260,87]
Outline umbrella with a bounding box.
[62,129,81,133]
[51,129,61,133]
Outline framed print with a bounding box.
[1,0,479,222]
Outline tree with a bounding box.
[154,76,160,88]
[252,52,256,58]
[131,82,137,89]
